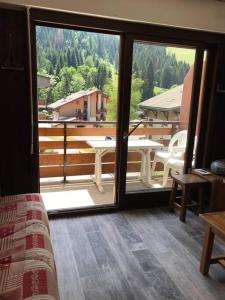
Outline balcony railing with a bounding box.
[39,120,181,183]
[97,108,107,114]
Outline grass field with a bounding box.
[166,47,195,66]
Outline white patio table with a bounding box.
[87,139,164,192]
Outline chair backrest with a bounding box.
[168,130,188,152]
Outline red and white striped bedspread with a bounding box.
[0,193,59,300]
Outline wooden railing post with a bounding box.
[147,118,153,140]
[171,123,178,137]
[63,122,67,183]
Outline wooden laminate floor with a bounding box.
[49,208,225,300]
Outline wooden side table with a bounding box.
[200,212,225,275]
[191,169,225,211]
[169,174,209,222]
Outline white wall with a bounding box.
[1,0,225,33]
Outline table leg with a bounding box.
[93,150,97,183]
[198,186,204,213]
[95,150,103,192]
[200,225,215,275]
[145,149,152,185]
[180,185,189,222]
[140,150,146,181]
[169,179,178,212]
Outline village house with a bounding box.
[139,64,205,132]
[48,89,108,122]
[139,84,183,122]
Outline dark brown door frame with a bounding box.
[116,33,133,206]
[183,47,204,173]
[30,16,125,213]
[29,8,224,212]
[199,44,225,167]
[194,45,217,168]
[116,33,207,208]
[30,12,40,194]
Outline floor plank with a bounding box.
[50,208,225,300]
[49,219,85,300]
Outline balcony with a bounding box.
[39,120,180,210]
[96,108,107,114]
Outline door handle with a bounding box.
[123,121,143,140]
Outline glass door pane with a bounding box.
[36,25,120,211]
[125,41,197,192]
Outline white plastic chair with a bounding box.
[163,158,185,186]
[162,136,198,186]
[152,130,188,182]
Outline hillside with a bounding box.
[36,26,191,119]
[166,47,195,66]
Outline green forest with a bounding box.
[36,26,192,120]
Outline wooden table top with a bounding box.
[87,139,164,150]
[200,212,225,235]
[192,168,225,183]
[171,173,208,186]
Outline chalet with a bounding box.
[139,84,183,121]
[48,89,108,121]
[1,2,225,300]
[139,63,206,133]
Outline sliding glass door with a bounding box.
[119,35,206,200]
[30,9,211,212]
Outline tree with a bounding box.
[161,64,174,89]
[52,66,85,100]
[105,74,143,121]
[78,51,83,66]
[49,65,54,75]
[70,51,76,68]
[142,60,154,101]
[77,65,91,87]
[130,76,144,120]
[51,52,57,66]
[59,54,64,69]
[96,64,108,90]
[104,76,118,121]
[67,49,72,66]
[132,62,139,77]
[55,63,61,75]
[35,27,192,109]
[86,67,98,88]
[46,88,54,105]
[85,55,95,68]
